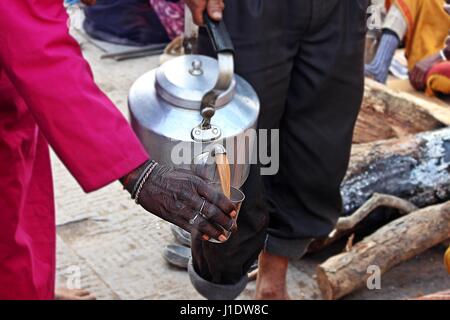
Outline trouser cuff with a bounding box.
[264,235,313,260]
[188,259,248,300]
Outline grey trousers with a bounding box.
[190,0,369,300]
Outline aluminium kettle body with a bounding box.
[128,17,259,188]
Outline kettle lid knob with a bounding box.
[189,59,204,76]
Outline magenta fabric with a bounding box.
[0,0,149,299]
[149,0,185,40]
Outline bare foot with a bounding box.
[55,288,96,300]
[248,268,258,282]
[255,251,290,300]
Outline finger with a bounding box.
[196,182,236,215]
[170,203,218,242]
[207,0,225,21]
[79,293,97,300]
[76,289,92,296]
[188,1,208,25]
[201,199,235,231]
[176,221,212,243]
[182,174,237,217]
[167,213,198,236]
[193,8,205,25]
[171,217,194,234]
[185,210,224,241]
[191,214,228,242]
[168,210,213,242]
[178,189,233,230]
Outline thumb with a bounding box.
[207,0,225,21]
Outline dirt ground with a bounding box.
[54,33,450,300]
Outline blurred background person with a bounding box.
[82,0,184,46]
[365,0,450,96]
[83,0,179,46]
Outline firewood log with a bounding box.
[308,193,417,252]
[354,79,450,144]
[343,127,450,216]
[316,201,450,300]
[309,128,450,252]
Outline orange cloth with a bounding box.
[426,62,450,96]
[393,0,450,70]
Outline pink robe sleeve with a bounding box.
[0,0,149,192]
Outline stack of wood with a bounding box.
[313,79,450,300]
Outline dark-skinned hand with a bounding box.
[121,163,236,242]
[185,0,224,25]
[409,53,443,91]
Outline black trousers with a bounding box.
[189,0,369,300]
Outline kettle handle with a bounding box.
[198,14,235,132]
[203,13,235,55]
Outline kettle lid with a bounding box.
[155,55,236,109]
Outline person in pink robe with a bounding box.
[0,0,234,300]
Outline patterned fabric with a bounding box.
[149,0,184,40]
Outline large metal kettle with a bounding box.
[128,16,259,188]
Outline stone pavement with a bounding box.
[54,34,450,300]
